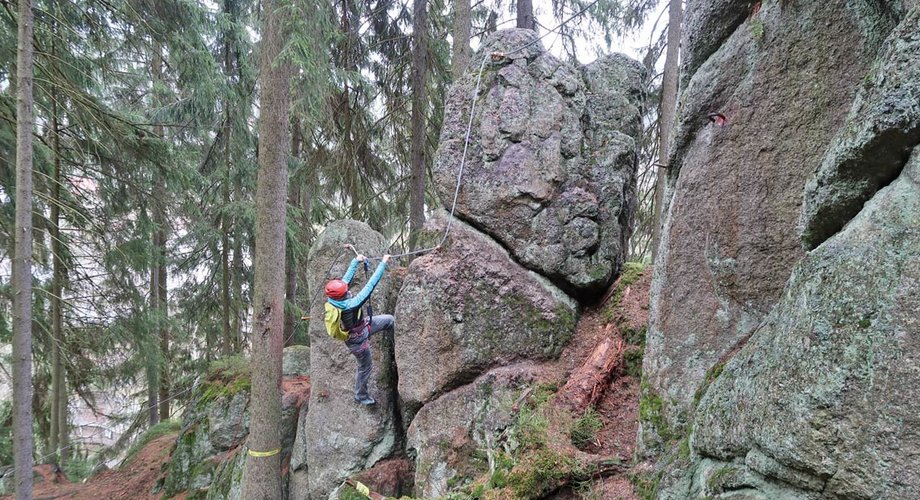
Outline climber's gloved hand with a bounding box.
[382,254,391,264]
[356,254,366,262]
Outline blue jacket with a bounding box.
[327,257,388,330]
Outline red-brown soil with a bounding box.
[7,376,313,500]
[546,266,653,499]
[4,433,179,500]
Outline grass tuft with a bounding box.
[570,407,603,450]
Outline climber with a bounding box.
[324,252,394,406]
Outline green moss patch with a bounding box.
[603,262,646,324]
[639,378,678,444]
[692,360,727,408]
[200,355,251,405]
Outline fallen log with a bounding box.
[560,333,625,412]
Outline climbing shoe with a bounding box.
[354,395,376,406]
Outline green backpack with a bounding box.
[323,302,349,341]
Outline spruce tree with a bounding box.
[11,0,35,497]
[241,0,291,495]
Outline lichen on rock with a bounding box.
[395,212,578,418]
[641,0,887,454]
[676,149,920,498]
[299,219,400,499]
[432,29,644,297]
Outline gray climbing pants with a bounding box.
[353,314,395,399]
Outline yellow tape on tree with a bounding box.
[247,448,281,458]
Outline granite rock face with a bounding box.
[799,7,920,248]
[406,365,543,497]
[673,149,920,499]
[394,212,578,418]
[299,220,399,500]
[641,0,893,452]
[433,29,643,297]
[644,3,920,498]
[162,366,307,499]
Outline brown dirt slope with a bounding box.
[548,266,651,499]
[3,433,179,500]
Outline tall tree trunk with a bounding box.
[652,0,682,263]
[157,233,169,421]
[50,83,68,467]
[241,0,291,496]
[12,0,35,496]
[283,119,302,347]
[151,42,170,422]
[221,195,232,355]
[517,0,535,30]
[451,0,471,78]
[147,261,159,425]
[221,0,235,356]
[232,234,244,350]
[409,0,429,246]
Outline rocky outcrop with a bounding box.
[799,7,920,248]
[641,0,895,451]
[299,220,399,499]
[672,147,920,499]
[395,212,578,418]
[406,365,544,497]
[644,3,920,498]
[283,345,311,377]
[162,356,309,499]
[433,29,643,297]
[282,28,641,499]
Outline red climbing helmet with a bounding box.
[325,279,348,299]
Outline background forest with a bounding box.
[0,0,678,483]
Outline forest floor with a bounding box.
[544,264,651,499]
[3,433,180,500]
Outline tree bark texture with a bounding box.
[221,3,236,355]
[284,119,302,346]
[147,257,159,426]
[651,0,682,263]
[50,85,68,467]
[451,0,471,79]
[517,0,535,30]
[241,0,291,496]
[12,0,35,496]
[150,42,170,422]
[409,0,429,245]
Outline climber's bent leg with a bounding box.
[368,314,394,337]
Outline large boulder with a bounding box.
[395,212,578,418]
[641,0,894,451]
[674,146,920,499]
[432,29,643,297]
[299,220,399,499]
[407,365,543,497]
